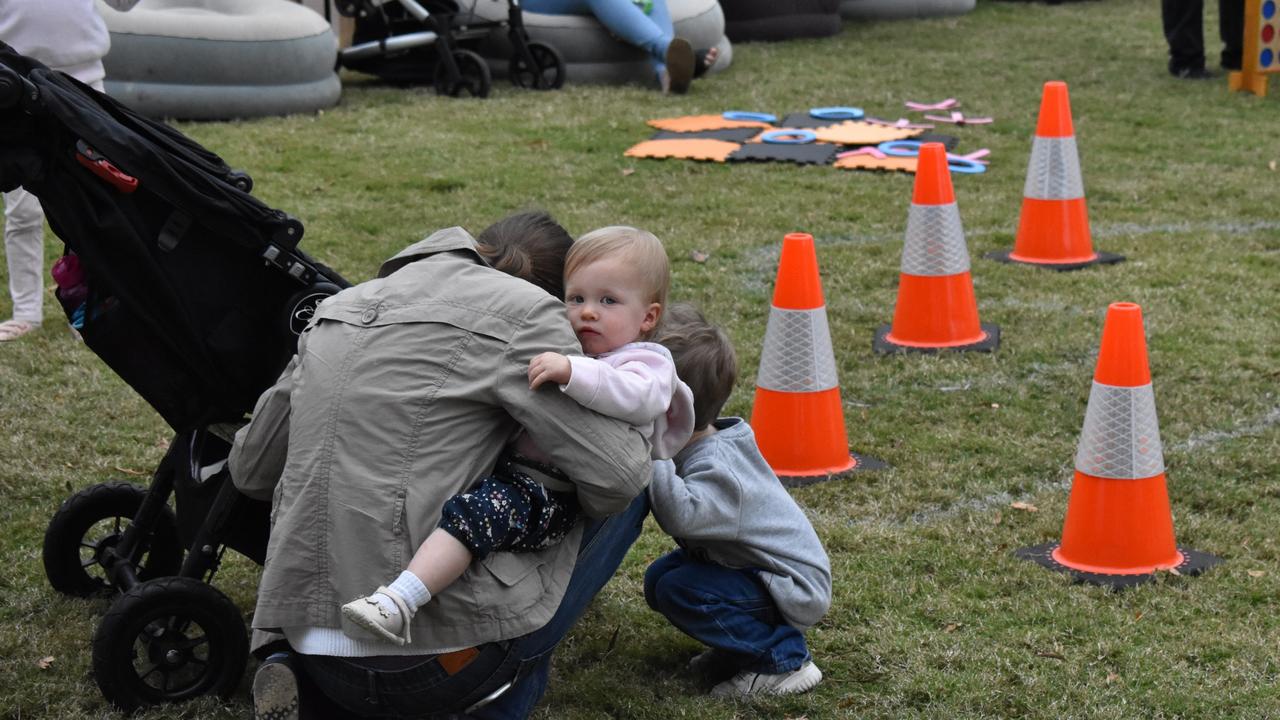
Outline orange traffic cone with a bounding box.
[874,143,999,354]
[751,232,885,486]
[1017,302,1220,588]
[988,81,1124,271]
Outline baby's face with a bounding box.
[565,258,659,355]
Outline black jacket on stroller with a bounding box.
[2,42,350,712]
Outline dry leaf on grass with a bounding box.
[1106,672,1119,684]
[992,511,1003,525]
[1248,570,1265,578]
[114,466,145,477]
[1168,566,1182,576]
[1010,501,1038,512]
[690,250,709,263]
[36,656,54,669]
[944,623,962,633]
[621,168,636,177]
[1270,160,1277,171]
[1035,650,1066,660]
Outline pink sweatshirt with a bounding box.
[516,341,694,462]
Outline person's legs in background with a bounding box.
[2,187,45,340]
[526,0,672,64]
[1162,0,1210,78]
[1219,0,1244,70]
[470,492,649,719]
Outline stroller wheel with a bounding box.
[509,41,565,91]
[434,49,492,98]
[43,482,182,597]
[92,577,248,712]
[284,281,343,336]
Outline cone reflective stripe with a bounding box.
[1017,302,1220,588]
[875,143,999,354]
[756,307,838,393]
[989,81,1124,271]
[752,233,885,485]
[1073,382,1164,480]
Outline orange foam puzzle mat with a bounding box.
[834,154,918,173]
[624,138,741,162]
[813,121,926,146]
[647,114,774,132]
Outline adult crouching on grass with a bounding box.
[229,211,653,719]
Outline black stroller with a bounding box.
[0,43,350,712]
[336,0,566,97]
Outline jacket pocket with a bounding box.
[480,551,542,587]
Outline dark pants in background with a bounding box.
[1162,0,1245,74]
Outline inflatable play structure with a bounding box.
[840,0,975,21]
[96,0,341,120]
[465,0,732,85]
[720,0,841,43]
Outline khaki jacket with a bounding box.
[229,227,651,651]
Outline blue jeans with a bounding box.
[296,493,649,719]
[643,549,810,675]
[522,0,674,71]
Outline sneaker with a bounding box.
[340,586,413,645]
[253,653,300,720]
[1172,66,1215,80]
[664,37,694,95]
[0,319,38,342]
[710,661,822,698]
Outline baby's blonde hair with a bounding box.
[564,226,671,318]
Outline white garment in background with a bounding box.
[0,0,138,323]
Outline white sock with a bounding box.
[388,571,432,609]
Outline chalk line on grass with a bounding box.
[835,404,1279,530]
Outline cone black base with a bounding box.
[985,249,1125,272]
[873,323,1001,355]
[1015,542,1222,590]
[778,452,888,488]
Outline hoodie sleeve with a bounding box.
[647,456,744,541]
[562,348,675,427]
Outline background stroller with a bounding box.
[336,0,566,97]
[0,43,350,712]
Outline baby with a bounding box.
[342,224,693,644]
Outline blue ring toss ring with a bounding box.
[810,106,864,121]
[723,111,777,122]
[877,140,987,174]
[760,129,817,144]
[946,157,986,174]
[878,140,923,157]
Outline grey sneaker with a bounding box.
[710,660,822,698]
[340,585,413,645]
[252,654,299,720]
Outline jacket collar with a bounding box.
[377,226,484,278]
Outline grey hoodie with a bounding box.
[648,418,832,630]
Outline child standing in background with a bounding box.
[343,225,693,645]
[644,303,831,697]
[0,0,140,341]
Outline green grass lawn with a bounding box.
[2,0,1278,717]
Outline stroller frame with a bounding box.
[0,51,347,712]
[336,0,566,97]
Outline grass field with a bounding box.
[2,0,1279,717]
